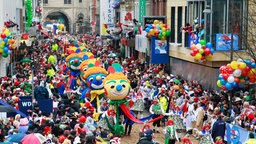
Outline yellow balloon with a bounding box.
[230,61,238,69]
[4,31,10,36]
[161,37,166,41]
[238,62,246,69]
[0,49,3,53]
[205,55,212,61]
[162,27,166,32]
[154,20,159,25]
[194,53,202,60]
[217,80,222,87]
[240,78,245,83]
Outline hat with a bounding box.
[166,120,174,126]
[202,125,211,130]
[152,99,159,104]
[235,97,242,102]
[20,118,28,126]
[194,97,199,102]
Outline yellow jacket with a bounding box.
[244,138,256,144]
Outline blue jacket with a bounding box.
[212,118,226,141]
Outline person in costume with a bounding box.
[163,119,179,144]
[149,99,165,133]
[80,58,108,114]
[103,63,143,135]
[130,91,145,118]
[181,137,193,144]
[195,125,213,144]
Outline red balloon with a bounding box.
[1,33,6,39]
[245,66,251,73]
[204,48,211,55]
[248,113,255,119]
[219,66,227,73]
[202,46,206,49]
[193,48,199,54]
[190,51,196,56]
[249,78,255,83]
[241,70,248,76]
[223,73,229,80]
[163,24,167,28]
[221,85,226,90]
[79,116,86,123]
[228,68,234,74]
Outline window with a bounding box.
[170,7,175,43]
[64,0,71,4]
[79,0,82,3]
[43,0,48,4]
[178,7,182,43]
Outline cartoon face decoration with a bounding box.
[67,57,82,71]
[104,78,130,100]
[86,73,106,90]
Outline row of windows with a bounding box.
[43,0,82,4]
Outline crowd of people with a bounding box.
[0,30,255,144]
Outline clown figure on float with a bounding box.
[103,63,144,135]
[80,58,108,118]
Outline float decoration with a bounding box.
[25,0,33,32]
[80,58,108,114]
[190,40,214,62]
[217,59,256,90]
[103,63,144,135]
[66,52,93,90]
[0,28,15,58]
[145,20,171,41]
[112,0,120,9]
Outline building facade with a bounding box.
[165,0,251,89]
[0,0,23,77]
[42,0,90,34]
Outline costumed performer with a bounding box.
[164,119,179,144]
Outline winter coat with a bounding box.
[211,118,226,142]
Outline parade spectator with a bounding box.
[244,132,256,144]
[211,115,226,143]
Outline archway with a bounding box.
[44,12,70,32]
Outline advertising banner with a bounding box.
[18,96,32,115]
[139,0,146,23]
[151,36,169,64]
[100,0,114,35]
[216,34,238,51]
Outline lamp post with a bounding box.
[203,5,212,41]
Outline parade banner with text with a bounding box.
[139,0,146,23]
[100,0,114,35]
[151,36,169,64]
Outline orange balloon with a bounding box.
[154,28,159,34]
[226,64,231,69]
[190,44,196,50]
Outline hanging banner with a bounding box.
[100,0,114,35]
[216,34,239,51]
[225,123,256,144]
[139,0,146,23]
[135,35,147,53]
[151,36,169,64]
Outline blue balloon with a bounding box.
[206,42,212,48]
[251,62,256,68]
[3,38,8,43]
[3,47,8,53]
[232,82,238,88]
[244,76,249,81]
[211,49,215,54]
[218,75,224,80]
[145,28,150,33]
[225,82,233,90]
[244,59,252,66]
[75,44,79,47]
[220,79,226,85]
[7,50,12,54]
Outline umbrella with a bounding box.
[108,53,118,57]
[0,106,17,113]
[6,133,26,143]
[173,79,181,85]
[21,133,46,144]
[20,58,32,63]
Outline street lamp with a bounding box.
[203,5,212,41]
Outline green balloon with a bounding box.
[199,48,204,54]
[2,52,8,58]
[158,33,163,39]
[166,30,171,37]
[200,40,207,46]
